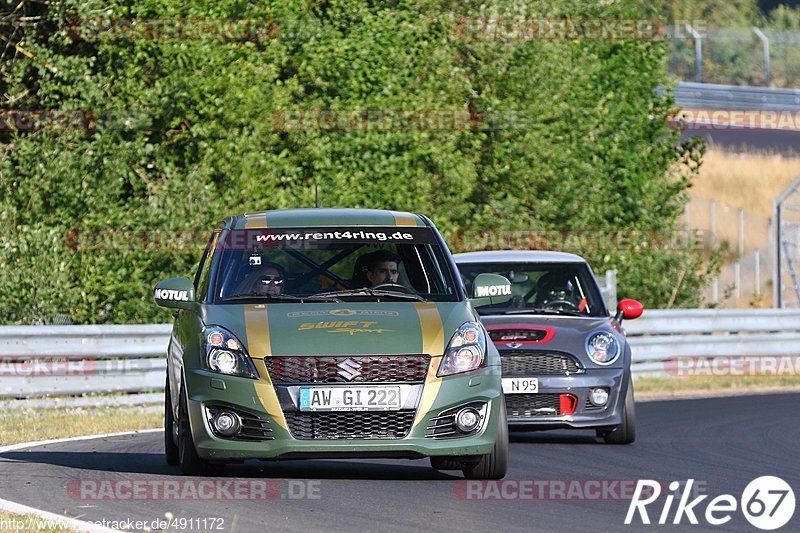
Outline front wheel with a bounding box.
[597,383,636,444]
[178,385,223,475]
[462,399,508,479]
[164,376,179,466]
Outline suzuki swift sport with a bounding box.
[155,209,511,478]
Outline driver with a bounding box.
[249,262,285,296]
[534,271,577,308]
[365,250,401,288]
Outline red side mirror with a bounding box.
[617,299,644,320]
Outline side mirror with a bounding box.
[616,298,644,321]
[470,273,512,308]
[154,277,196,310]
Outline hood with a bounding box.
[478,313,622,365]
[200,301,472,358]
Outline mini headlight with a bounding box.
[201,326,258,378]
[438,322,487,377]
[586,332,620,365]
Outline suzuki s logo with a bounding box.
[337,358,362,381]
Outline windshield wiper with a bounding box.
[313,288,426,301]
[221,294,342,303]
[500,307,586,317]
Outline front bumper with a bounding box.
[183,365,502,461]
[505,368,626,429]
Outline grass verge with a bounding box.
[0,405,161,447]
[635,374,800,400]
[0,511,80,532]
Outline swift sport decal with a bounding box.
[297,321,392,335]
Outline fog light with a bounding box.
[211,411,242,437]
[454,407,481,433]
[590,388,609,406]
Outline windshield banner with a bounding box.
[223,227,437,249]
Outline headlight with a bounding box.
[585,332,620,365]
[201,326,258,378]
[438,322,486,377]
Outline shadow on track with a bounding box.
[0,448,461,480]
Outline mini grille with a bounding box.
[499,350,581,375]
[506,393,564,417]
[285,410,416,440]
[488,329,548,342]
[265,356,429,384]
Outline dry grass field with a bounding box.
[691,149,800,217]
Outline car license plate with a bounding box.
[502,377,539,394]
[299,386,402,411]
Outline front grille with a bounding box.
[285,410,416,439]
[499,350,581,375]
[506,394,565,417]
[489,328,548,342]
[265,356,429,384]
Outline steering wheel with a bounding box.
[371,283,414,294]
[541,299,579,312]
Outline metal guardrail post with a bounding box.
[688,25,703,83]
[753,27,771,87]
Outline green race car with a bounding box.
[154,208,511,479]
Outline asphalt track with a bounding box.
[1,393,798,533]
[680,128,800,155]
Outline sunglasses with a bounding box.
[259,275,284,285]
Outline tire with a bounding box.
[178,385,223,475]
[430,457,462,471]
[164,376,179,466]
[461,399,508,480]
[597,383,636,445]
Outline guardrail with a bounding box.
[1,309,798,399]
[672,82,800,111]
[624,309,800,377]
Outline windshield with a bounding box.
[212,227,458,302]
[457,262,608,317]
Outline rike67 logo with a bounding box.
[626,477,795,530]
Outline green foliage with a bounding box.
[1,0,718,323]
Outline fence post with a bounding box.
[753,27,771,87]
[755,249,761,297]
[710,200,717,247]
[688,25,703,83]
[604,270,617,311]
[738,207,745,257]
[735,261,741,301]
[684,202,691,232]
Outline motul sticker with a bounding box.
[476,284,511,297]
[154,288,189,301]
